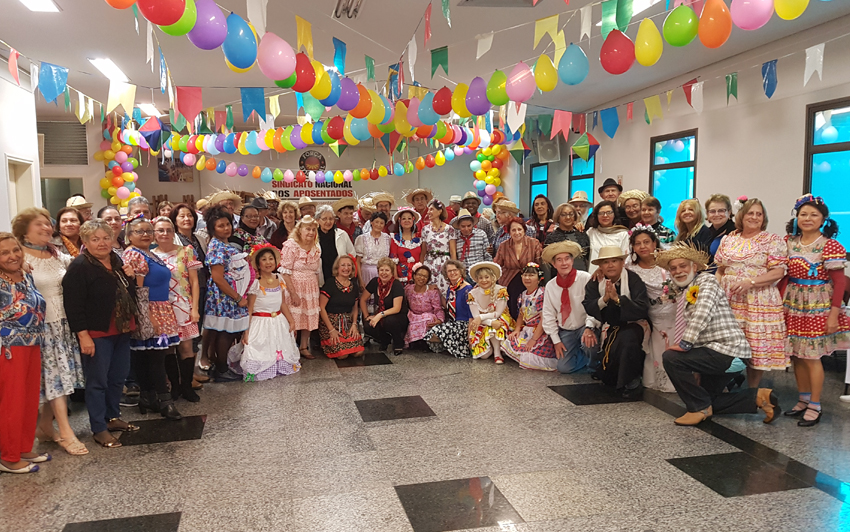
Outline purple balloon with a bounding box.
[464,147,474,154]
[337,77,360,112]
[290,125,308,150]
[315,170,326,184]
[466,77,490,116]
[121,161,134,172]
[477,189,486,197]
[214,133,225,152]
[482,195,493,206]
[188,0,227,50]
[458,128,468,146]
[237,164,249,177]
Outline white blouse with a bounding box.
[28,252,72,324]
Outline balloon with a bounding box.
[453,146,464,157]
[283,169,294,183]
[260,167,273,183]
[482,195,493,206]
[492,158,503,169]
[310,63,332,99]
[484,184,496,195]
[407,98,423,128]
[486,70,509,106]
[466,77,491,115]
[216,159,227,173]
[600,30,635,75]
[183,153,196,166]
[435,151,446,166]
[445,148,455,162]
[327,116,345,140]
[699,0,733,48]
[351,118,372,141]
[291,53,316,93]
[418,92,440,125]
[290,125,308,150]
[237,164,249,177]
[663,5,698,47]
[433,87,453,115]
[393,101,414,136]
[378,166,388,178]
[121,161,134,172]
[128,157,139,168]
[187,0,226,49]
[405,161,415,174]
[136,0,185,26]
[475,180,486,191]
[424,154,436,168]
[273,168,284,181]
[319,72,342,107]
[296,170,306,183]
[451,84,471,118]
[334,171,344,184]
[275,71,298,89]
[635,19,663,66]
[308,171,317,182]
[481,160,492,172]
[380,94,395,125]
[105,0,136,8]
[337,77,360,111]
[350,84,373,119]
[116,186,132,200]
[100,177,111,189]
[367,90,386,124]
[252,166,262,178]
[342,170,353,182]
[112,166,123,177]
[206,158,216,171]
[110,196,120,205]
[506,62,535,103]
[112,141,122,152]
[225,162,237,177]
[222,13,257,70]
[393,163,405,176]
[534,55,558,92]
[257,32,296,81]
[114,150,128,164]
[775,0,809,20]
[470,160,481,172]
[315,171,326,184]
[121,144,133,154]
[108,186,118,196]
[731,0,774,30]
[298,123,314,146]
[370,168,379,180]
[415,157,426,170]
[111,176,124,187]
[159,0,195,36]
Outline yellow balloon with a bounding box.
[111,141,122,152]
[484,176,493,185]
[366,90,385,125]
[435,151,446,166]
[121,199,130,208]
[123,173,135,182]
[237,131,250,155]
[108,186,117,196]
[309,64,332,99]
[110,196,120,205]
[195,135,205,151]
[225,57,255,73]
[343,114,361,146]
[378,166,388,177]
[333,171,344,184]
[635,18,663,67]
[493,178,501,187]
[195,154,206,171]
[264,129,276,148]
[104,150,115,161]
[491,144,502,155]
[534,54,558,92]
[111,128,120,142]
[171,134,181,151]
[774,0,809,20]
[300,123,314,145]
[394,101,415,136]
[451,83,471,118]
[94,151,105,162]
[482,147,492,156]
[100,178,111,189]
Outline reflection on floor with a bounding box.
[4,345,850,532]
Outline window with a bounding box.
[650,130,697,231]
[570,155,595,206]
[530,163,548,212]
[805,98,850,250]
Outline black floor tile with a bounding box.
[549,383,642,405]
[355,395,436,422]
[395,476,524,532]
[335,351,393,367]
[667,451,810,498]
[117,415,206,446]
[63,512,181,532]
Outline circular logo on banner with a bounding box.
[299,150,326,172]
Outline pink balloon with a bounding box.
[466,76,491,116]
[343,170,353,182]
[453,146,464,157]
[256,130,269,150]
[116,186,131,200]
[183,153,196,166]
[100,140,111,151]
[484,184,497,195]
[730,0,773,30]
[506,62,535,103]
[283,169,295,183]
[407,98,423,128]
[113,150,128,163]
[257,32,296,81]
[225,162,238,176]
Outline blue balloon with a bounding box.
[418,92,440,126]
[351,117,371,141]
[260,167,273,183]
[103,129,111,140]
[558,44,589,86]
[245,131,262,155]
[108,161,119,169]
[318,72,342,107]
[393,163,404,176]
[444,148,454,162]
[380,94,395,125]
[475,180,486,191]
[125,181,135,191]
[216,159,227,173]
[222,13,257,70]
[469,160,481,172]
[223,133,237,154]
[312,121,325,145]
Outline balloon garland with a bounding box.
[468,144,510,207]
[92,128,144,208]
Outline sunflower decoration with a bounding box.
[686,285,699,305]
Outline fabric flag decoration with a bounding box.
[214,111,226,133]
[408,84,428,100]
[146,21,154,73]
[644,95,663,124]
[29,61,38,92]
[132,4,140,34]
[106,80,135,113]
[64,86,71,111]
[600,107,619,139]
[7,48,20,85]
[571,113,586,135]
[580,4,592,41]
[269,94,281,119]
[441,0,451,28]
[691,81,704,114]
[333,37,347,76]
[408,36,417,81]
[37,62,69,103]
[424,3,432,48]
[592,111,598,130]
[173,111,186,133]
[761,60,778,99]
[176,86,203,122]
[537,114,553,138]
[666,90,673,109]
[725,72,738,104]
[295,92,303,111]
[167,70,174,107]
[388,63,402,100]
[682,78,698,107]
[75,91,88,124]
[551,110,572,142]
[247,0,268,38]
[296,16,313,60]
[132,107,142,124]
[431,46,448,78]
[534,14,559,49]
[240,87,265,122]
[616,0,634,34]
[158,48,167,94]
[804,43,824,86]
[626,102,634,121]
[524,116,538,139]
[601,0,617,40]
[476,33,494,60]
[554,30,567,65]
[571,132,599,162]
[226,105,234,130]
[507,102,527,134]
[365,55,375,81]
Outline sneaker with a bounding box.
[119,394,139,407]
[124,384,140,397]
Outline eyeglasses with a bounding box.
[559,212,575,218]
[155,228,173,234]
[131,229,154,236]
[707,209,728,215]
[597,211,615,217]
[243,215,261,221]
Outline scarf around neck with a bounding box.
[595,225,628,235]
[555,269,578,326]
[376,278,392,312]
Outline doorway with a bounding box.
[41,177,84,218]
[7,158,36,218]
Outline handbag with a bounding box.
[131,286,155,341]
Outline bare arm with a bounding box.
[188,268,200,323]
[210,264,245,305]
[449,239,457,260]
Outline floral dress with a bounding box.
[427,282,474,358]
[468,285,514,359]
[390,233,423,285]
[354,232,391,288]
[123,247,181,349]
[715,231,789,371]
[154,245,202,341]
[203,238,250,333]
[404,284,444,345]
[627,264,676,392]
[421,223,456,294]
[280,239,321,331]
[502,287,557,371]
[784,236,850,359]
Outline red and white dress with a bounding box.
[154,245,202,341]
[279,239,321,331]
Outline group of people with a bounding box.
[0,180,847,474]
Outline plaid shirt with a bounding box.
[475,215,495,244]
[456,228,492,271]
[680,273,751,359]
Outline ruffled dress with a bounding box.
[123,247,181,350]
[154,245,202,341]
[404,284,444,345]
[390,234,423,285]
[428,282,474,358]
[502,287,557,371]
[239,275,300,380]
[468,285,514,359]
[280,239,321,331]
[627,264,676,392]
[203,238,250,333]
[421,223,456,294]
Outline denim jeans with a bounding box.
[82,333,131,434]
[556,327,597,374]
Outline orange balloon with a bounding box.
[439,123,455,144]
[252,166,262,179]
[205,157,216,171]
[349,84,373,119]
[121,145,133,155]
[367,122,384,138]
[273,127,286,152]
[416,125,434,138]
[480,160,492,171]
[497,149,510,161]
[415,157,426,170]
[698,0,733,49]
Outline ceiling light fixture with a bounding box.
[596,0,662,27]
[138,104,162,117]
[88,58,129,83]
[19,0,60,12]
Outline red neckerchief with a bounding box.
[377,278,392,313]
[556,268,578,327]
[336,220,356,239]
[459,231,473,259]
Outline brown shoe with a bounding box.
[191,379,204,390]
[757,388,781,424]
[674,406,713,426]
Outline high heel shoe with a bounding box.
[158,393,183,421]
[137,391,157,415]
[798,407,822,427]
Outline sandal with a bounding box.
[56,437,89,456]
[93,433,122,448]
[299,348,316,360]
[34,428,56,443]
[107,418,140,432]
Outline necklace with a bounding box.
[0,270,22,284]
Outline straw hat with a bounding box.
[392,206,422,225]
[260,190,278,201]
[449,195,462,203]
[371,191,395,207]
[451,208,476,228]
[568,191,592,207]
[358,196,376,212]
[461,191,482,207]
[655,242,710,271]
[591,246,629,265]
[333,197,359,212]
[249,243,281,271]
[207,189,243,208]
[542,240,583,265]
[405,188,433,205]
[494,200,520,214]
[195,198,209,211]
[66,196,93,210]
[298,196,316,207]
[618,189,649,206]
[469,261,502,280]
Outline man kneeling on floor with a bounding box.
[657,243,780,426]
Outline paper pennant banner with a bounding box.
[592,111,598,130]
[295,92,303,111]
[507,102,527,134]
[247,0,268,38]
[38,62,69,103]
[146,21,154,72]
[176,86,203,122]
[666,89,673,109]
[571,132,599,162]
[441,0,451,28]
[682,78,697,107]
[408,84,428,100]
[571,113,586,134]
[600,107,619,139]
[424,3,432,48]
[167,70,174,106]
[159,48,167,94]
[804,43,824,86]
[534,14,559,49]
[132,4,140,34]
[240,87,265,122]
[644,95,663,124]
[601,0,617,40]
[296,16,313,60]
[214,111,226,132]
[431,46,448,78]
[616,0,634,34]
[29,61,38,92]
[333,37,347,76]
[106,80,135,113]
[302,93,324,121]
[408,36,417,81]
[553,30,567,65]
[226,104,234,130]
[551,110,572,142]
[691,81,704,114]
[7,48,20,85]
[269,94,280,119]
[64,86,70,111]
[725,72,738,104]
[580,4,592,41]
[75,91,87,124]
[476,33,493,60]
[626,102,633,121]
[761,60,778,99]
[537,114,553,138]
[365,55,375,81]
[524,116,538,139]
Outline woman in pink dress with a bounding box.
[404,265,444,346]
[502,263,557,370]
[279,216,321,359]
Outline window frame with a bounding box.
[648,128,698,197]
[529,162,549,213]
[803,96,850,194]
[569,154,595,197]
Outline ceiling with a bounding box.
[4,0,850,126]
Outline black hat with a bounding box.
[597,178,623,195]
[250,197,269,210]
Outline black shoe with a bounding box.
[784,403,809,417]
[214,369,242,382]
[393,349,403,356]
[179,357,200,402]
[798,408,822,427]
[138,391,158,415]
[622,385,644,399]
[379,344,389,352]
[181,388,201,402]
[125,384,140,397]
[119,394,139,407]
[726,373,746,390]
[158,393,183,421]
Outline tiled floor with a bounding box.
[4,345,850,531]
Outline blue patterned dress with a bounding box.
[204,238,250,333]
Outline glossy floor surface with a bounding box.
[3,346,850,532]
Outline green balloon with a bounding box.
[353,170,361,181]
[434,121,447,139]
[273,168,284,181]
[487,155,495,161]
[405,160,414,173]
[159,0,197,37]
[376,121,395,134]
[275,71,298,89]
[101,189,110,199]
[662,5,698,47]
[486,70,509,106]
[320,122,334,144]
[280,126,295,151]
[477,153,486,162]
[178,136,189,152]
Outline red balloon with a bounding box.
[349,84,372,119]
[112,166,123,176]
[600,30,635,75]
[491,130,504,144]
[416,125,435,138]
[186,135,199,154]
[424,154,436,168]
[291,53,316,93]
[492,158,503,169]
[432,87,453,115]
[296,170,306,183]
[327,116,345,140]
[104,0,137,8]
[136,0,185,26]
[370,168,379,180]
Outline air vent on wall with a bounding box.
[36,121,88,165]
[537,138,561,163]
[457,0,537,7]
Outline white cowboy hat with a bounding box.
[591,246,629,265]
[469,261,502,280]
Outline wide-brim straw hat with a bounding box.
[371,191,396,207]
[655,242,710,271]
[260,190,278,202]
[333,197,359,212]
[618,189,649,206]
[392,206,422,225]
[195,198,209,211]
[461,191,482,207]
[568,191,592,206]
[298,196,316,207]
[249,243,282,270]
[207,189,243,208]
[469,261,502,281]
[405,188,434,205]
[358,196,376,211]
[542,240,583,264]
[66,196,93,209]
[451,208,475,228]
[494,200,520,214]
[450,195,462,203]
[591,246,629,265]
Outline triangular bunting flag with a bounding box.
[534,15,559,49]
[626,102,634,121]
[600,107,619,139]
[431,46,448,78]
[537,114,553,138]
[365,55,375,81]
[682,78,698,107]
[333,37,347,76]
[804,43,824,86]
[296,16,313,60]
[8,48,20,85]
[551,110,572,142]
[38,62,69,103]
[476,32,493,60]
[176,86,203,123]
[106,80,135,114]
[644,95,663,124]
[580,4,592,41]
[691,82,704,114]
[441,0,451,27]
[240,87,265,122]
[762,59,778,99]
[726,72,738,104]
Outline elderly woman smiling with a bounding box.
[52,207,85,258]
